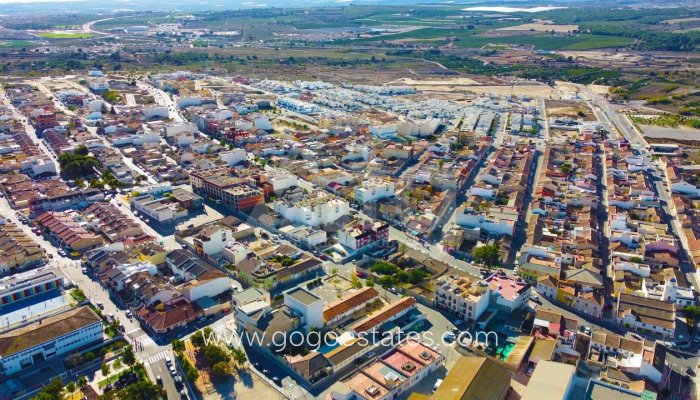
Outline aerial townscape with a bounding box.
[0,0,699,400]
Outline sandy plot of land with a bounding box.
[496,23,579,32]
[558,50,644,63]
[587,84,611,96]
[663,17,700,24]
[460,84,554,97]
[388,77,482,86]
[546,100,597,121]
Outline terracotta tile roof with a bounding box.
[351,297,416,334]
[323,287,379,322]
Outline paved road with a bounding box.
[585,88,699,291]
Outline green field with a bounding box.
[353,28,634,51]
[36,32,95,39]
[0,40,34,47]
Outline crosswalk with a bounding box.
[145,350,171,365]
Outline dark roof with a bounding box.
[167,249,196,267]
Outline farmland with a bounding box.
[35,32,95,39]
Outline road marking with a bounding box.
[146,350,170,365]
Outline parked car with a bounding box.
[675,341,692,349]
[443,332,456,343]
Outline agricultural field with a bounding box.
[35,32,95,39]
[0,40,34,47]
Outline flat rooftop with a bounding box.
[285,287,321,306]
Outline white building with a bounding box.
[180,270,231,302]
[284,287,324,332]
[132,194,187,223]
[485,274,531,312]
[266,171,298,193]
[672,181,700,197]
[279,225,327,248]
[434,276,490,322]
[219,149,247,166]
[355,179,395,204]
[20,157,57,177]
[455,206,517,236]
[274,191,350,227]
[164,122,198,138]
[89,79,109,92]
[144,106,169,120]
[253,116,273,131]
[0,306,102,375]
[193,225,232,257]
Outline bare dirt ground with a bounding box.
[546,100,597,121]
[496,23,579,33]
[639,125,700,142]
[388,77,481,86]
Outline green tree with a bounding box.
[685,306,700,319]
[191,330,205,348]
[211,361,230,378]
[113,358,122,370]
[232,348,247,366]
[350,272,363,289]
[472,244,500,267]
[122,345,136,369]
[33,377,63,400]
[399,242,407,255]
[203,344,229,366]
[365,278,375,287]
[171,338,185,353]
[65,381,76,394]
[370,261,398,275]
[77,376,88,388]
[101,362,110,377]
[102,381,165,400]
[378,275,395,288]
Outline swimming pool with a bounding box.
[317,341,340,354]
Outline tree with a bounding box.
[232,348,247,365]
[685,306,700,319]
[365,278,375,287]
[101,362,110,377]
[472,244,500,268]
[65,381,76,394]
[191,330,205,348]
[171,338,185,353]
[378,275,395,288]
[122,345,136,369]
[370,261,398,275]
[560,162,573,175]
[399,242,407,255]
[203,344,229,366]
[212,361,230,378]
[350,272,363,289]
[113,358,122,370]
[33,377,63,400]
[77,376,88,388]
[102,381,165,400]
